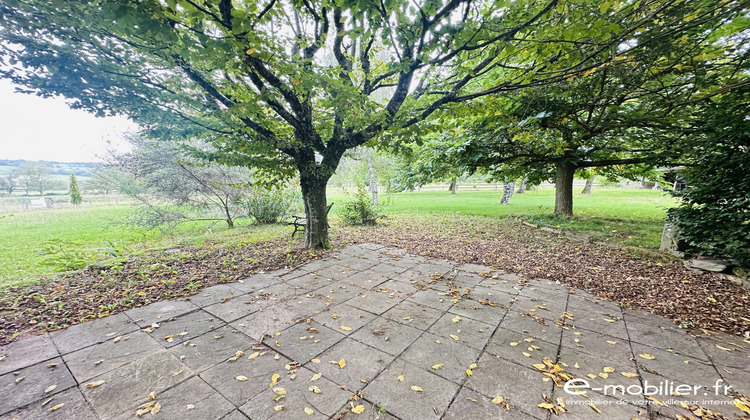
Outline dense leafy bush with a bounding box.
[240,188,296,224]
[340,183,380,226]
[674,87,750,266]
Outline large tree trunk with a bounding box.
[366,152,378,206]
[501,182,515,204]
[554,161,576,216]
[449,177,457,194]
[516,178,527,194]
[581,175,595,194]
[300,172,331,249]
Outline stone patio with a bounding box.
[1,244,748,419]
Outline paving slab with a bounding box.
[49,312,139,354]
[1,243,747,419]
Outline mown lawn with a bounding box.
[0,188,676,289]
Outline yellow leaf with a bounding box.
[236,375,248,381]
[638,353,655,360]
[466,369,473,376]
[588,403,602,413]
[340,326,353,331]
[85,380,105,388]
[338,359,346,369]
[44,385,56,393]
[331,314,339,319]
[246,48,257,55]
[450,335,459,341]
[603,367,615,373]
[148,391,157,400]
[645,395,663,406]
[538,403,555,409]
[410,385,423,392]
[248,352,260,360]
[431,364,444,370]
[509,342,519,347]
[270,373,280,387]
[621,372,638,378]
[598,372,609,378]
[522,352,532,358]
[587,374,597,379]
[187,404,195,410]
[469,363,477,369]
[304,407,314,415]
[397,375,404,382]
[606,340,617,345]
[274,405,284,411]
[491,396,505,404]
[49,403,64,411]
[574,363,580,369]
[273,387,287,396]
[452,315,462,323]
[311,373,322,381]
[151,402,161,415]
[352,405,365,414]
[734,399,750,415]
[583,68,596,77]
[715,344,732,351]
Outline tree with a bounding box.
[1,0,701,247]
[18,162,52,195]
[0,171,17,194]
[107,134,255,229]
[68,174,83,205]
[673,85,750,266]
[453,2,749,215]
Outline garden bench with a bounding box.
[289,203,333,238]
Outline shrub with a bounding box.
[339,183,380,226]
[240,188,296,224]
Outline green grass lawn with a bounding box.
[331,187,676,248]
[0,188,676,289]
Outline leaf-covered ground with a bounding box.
[1,214,747,346]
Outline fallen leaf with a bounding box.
[273,387,287,396]
[148,391,157,400]
[311,359,321,363]
[94,360,104,365]
[15,377,24,383]
[113,336,121,343]
[248,352,260,360]
[351,405,365,414]
[311,373,322,381]
[715,344,732,351]
[340,326,353,331]
[44,385,56,393]
[466,369,473,376]
[587,374,597,379]
[522,352,532,357]
[397,375,404,382]
[308,386,321,394]
[606,340,618,345]
[236,376,248,381]
[432,364,444,370]
[598,372,609,379]
[410,385,423,392]
[186,404,195,410]
[304,407,314,415]
[621,372,638,378]
[588,403,601,413]
[85,380,105,388]
[450,334,459,341]
[452,315,462,323]
[270,373,280,386]
[645,395,663,406]
[151,402,161,415]
[338,359,346,369]
[510,342,519,347]
[638,353,655,360]
[603,367,615,373]
[491,396,505,404]
[49,403,64,411]
[273,405,284,411]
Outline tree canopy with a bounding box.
[2,0,747,245]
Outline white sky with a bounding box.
[0,79,136,162]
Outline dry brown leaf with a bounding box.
[85,380,105,388]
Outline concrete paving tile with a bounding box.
[0,387,97,420]
[557,347,641,392]
[148,376,235,420]
[280,293,332,319]
[0,335,59,376]
[448,298,508,326]
[275,321,345,363]
[203,293,263,323]
[381,301,443,331]
[285,272,335,291]
[311,280,368,305]
[313,264,358,280]
[219,409,250,419]
[499,310,564,344]
[400,332,482,384]
[229,273,283,293]
[345,269,393,290]
[310,302,377,336]
[560,328,633,362]
[566,294,623,315]
[332,402,399,419]
[187,284,244,307]
[362,358,459,420]
[630,343,724,390]
[349,317,422,357]
[637,371,739,418]
[345,289,407,316]
[427,311,494,351]
[238,365,354,419]
[552,387,648,420]
[167,325,256,373]
[404,288,455,311]
[125,299,199,328]
[280,267,313,282]
[306,338,393,391]
[80,350,192,420]
[49,312,139,354]
[467,287,515,310]
[509,294,567,317]
[64,330,163,383]
[229,304,299,341]
[337,255,381,271]
[695,333,749,369]
[409,261,455,277]
[464,353,555,417]
[368,262,410,277]
[564,310,629,340]
[626,318,708,361]
[256,282,308,304]
[442,386,541,420]
[199,347,293,406]
[451,272,484,289]
[151,309,226,348]
[455,263,493,274]
[475,278,524,296]
[485,327,559,368]
[719,365,749,396]
[0,357,76,416]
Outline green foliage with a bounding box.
[339,184,381,226]
[38,239,95,271]
[675,87,750,266]
[240,188,297,224]
[68,174,83,205]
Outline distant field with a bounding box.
[0,188,676,288]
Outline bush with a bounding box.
[340,183,380,226]
[240,188,296,224]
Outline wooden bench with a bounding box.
[289,203,333,238]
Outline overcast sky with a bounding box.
[0,79,136,163]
